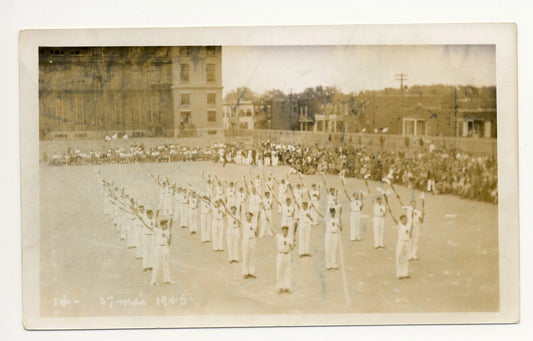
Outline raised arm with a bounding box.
[310,202,325,218]
[340,177,351,200]
[384,196,398,225]
[287,183,300,209]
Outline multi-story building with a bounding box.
[39,46,223,139]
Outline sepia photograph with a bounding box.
[19,25,519,329]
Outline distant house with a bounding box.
[223,100,255,130]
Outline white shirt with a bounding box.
[402,206,423,227]
[213,207,225,220]
[243,220,257,239]
[395,222,411,242]
[298,208,313,225]
[249,193,261,209]
[227,216,239,229]
[325,216,341,233]
[277,234,292,253]
[350,199,362,212]
[327,192,337,207]
[154,227,170,246]
[263,196,273,210]
[200,201,211,215]
[374,203,386,217]
[282,204,295,217]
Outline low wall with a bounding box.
[237,130,497,155]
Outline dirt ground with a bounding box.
[39,161,499,317]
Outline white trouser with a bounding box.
[325,231,339,268]
[120,212,126,239]
[396,240,409,278]
[163,198,172,216]
[242,238,256,275]
[373,216,385,247]
[276,253,291,290]
[259,209,274,237]
[408,224,420,259]
[126,219,136,248]
[298,223,311,255]
[189,209,198,232]
[212,219,224,250]
[180,204,188,227]
[142,233,154,269]
[226,228,240,261]
[135,226,143,257]
[200,214,211,241]
[350,211,361,240]
[151,245,171,284]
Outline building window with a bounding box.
[150,96,159,123]
[208,130,217,135]
[206,46,216,56]
[181,111,191,124]
[74,95,85,125]
[181,93,190,105]
[207,110,217,123]
[180,64,190,82]
[206,64,215,82]
[207,93,216,105]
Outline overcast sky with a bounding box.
[222,45,496,95]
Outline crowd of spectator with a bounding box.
[43,139,498,204]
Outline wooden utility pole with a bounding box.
[395,73,408,90]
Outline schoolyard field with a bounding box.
[39,161,499,317]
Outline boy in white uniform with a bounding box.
[139,209,155,271]
[149,218,174,285]
[199,195,212,243]
[341,177,364,241]
[372,196,387,248]
[211,200,226,252]
[259,191,274,238]
[316,207,343,271]
[276,225,294,293]
[225,206,241,263]
[280,197,296,244]
[402,198,424,260]
[188,194,199,234]
[242,212,259,279]
[179,188,189,229]
[387,208,412,279]
[295,201,314,257]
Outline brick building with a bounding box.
[39,46,223,139]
